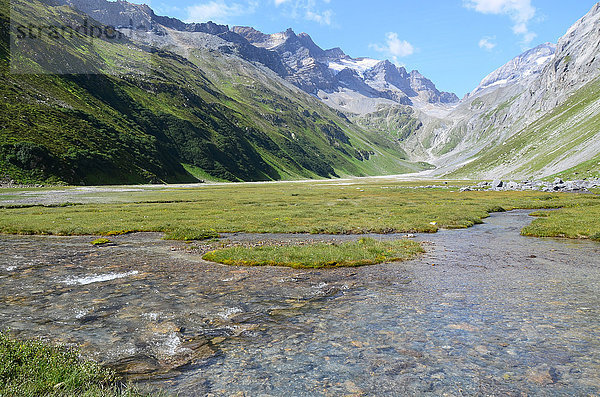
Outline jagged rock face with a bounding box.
[234,26,458,105]
[61,0,154,29]
[335,69,382,98]
[528,3,600,110]
[360,60,458,105]
[287,59,337,94]
[364,60,414,95]
[232,26,290,50]
[233,27,336,94]
[409,70,459,104]
[325,47,346,59]
[501,3,600,120]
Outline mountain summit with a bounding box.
[467,43,556,98]
[51,0,459,114]
[233,26,459,113]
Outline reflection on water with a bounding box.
[0,210,599,395]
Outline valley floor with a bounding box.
[0,177,599,241]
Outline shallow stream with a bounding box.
[0,210,599,395]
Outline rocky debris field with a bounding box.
[0,176,43,189]
[461,178,600,193]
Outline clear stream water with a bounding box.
[0,210,598,396]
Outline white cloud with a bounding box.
[277,0,334,26]
[479,36,497,51]
[464,0,537,46]
[386,33,414,57]
[370,32,414,64]
[305,9,332,25]
[185,0,256,24]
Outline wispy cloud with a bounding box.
[463,0,537,47]
[305,9,332,25]
[277,0,334,26]
[479,36,497,51]
[370,32,414,64]
[185,0,256,24]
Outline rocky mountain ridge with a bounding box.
[424,2,600,179]
[467,43,556,98]
[233,26,459,112]
[56,0,458,113]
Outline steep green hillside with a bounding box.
[0,0,423,185]
[353,105,422,146]
[447,77,600,179]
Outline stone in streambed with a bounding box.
[526,366,560,385]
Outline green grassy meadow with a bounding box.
[1,180,599,241]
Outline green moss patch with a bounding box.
[202,238,424,268]
[91,238,112,246]
[522,204,600,240]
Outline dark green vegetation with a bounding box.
[202,238,424,268]
[0,0,422,185]
[0,180,599,241]
[0,332,146,396]
[353,105,423,143]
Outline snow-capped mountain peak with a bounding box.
[468,43,556,97]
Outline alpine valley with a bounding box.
[2,0,600,184]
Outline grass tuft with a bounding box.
[163,229,219,241]
[0,332,146,396]
[104,230,137,236]
[91,238,112,246]
[522,204,600,240]
[202,238,424,268]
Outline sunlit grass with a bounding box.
[0,180,598,241]
[0,332,148,397]
[522,205,600,240]
[203,238,424,268]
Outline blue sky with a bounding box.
[146,0,599,97]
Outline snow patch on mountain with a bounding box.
[327,58,381,77]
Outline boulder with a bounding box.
[506,181,520,190]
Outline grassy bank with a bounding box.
[0,180,599,240]
[202,238,424,268]
[523,206,600,240]
[0,332,146,396]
